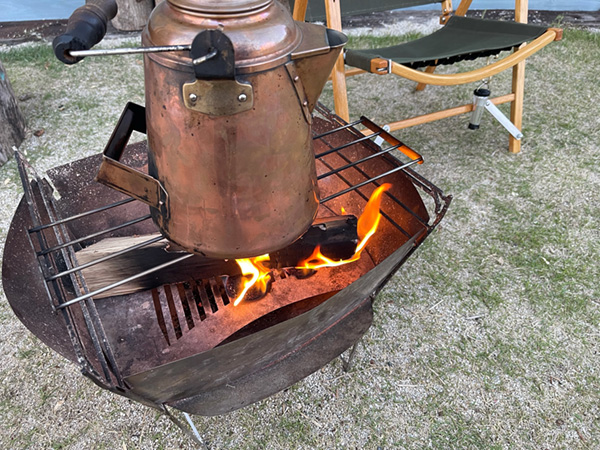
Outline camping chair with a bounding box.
[291,0,562,153]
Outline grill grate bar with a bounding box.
[317,141,404,180]
[320,160,420,204]
[311,118,364,140]
[36,214,152,256]
[216,277,230,306]
[190,280,207,320]
[203,280,219,314]
[28,198,136,233]
[164,285,183,340]
[152,289,171,346]
[55,253,195,310]
[314,132,378,159]
[176,283,196,330]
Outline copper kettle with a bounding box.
[77,0,344,259]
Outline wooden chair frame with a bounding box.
[292,0,562,153]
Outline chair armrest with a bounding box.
[386,28,560,86]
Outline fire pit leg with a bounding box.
[161,405,208,449]
[183,413,205,446]
[340,337,362,372]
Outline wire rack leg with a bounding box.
[162,405,209,449]
[340,338,362,373]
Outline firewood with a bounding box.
[76,235,238,298]
[76,215,358,298]
[268,215,358,269]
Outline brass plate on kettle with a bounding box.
[182,79,254,116]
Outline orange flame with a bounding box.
[298,183,391,270]
[233,183,392,305]
[233,254,271,306]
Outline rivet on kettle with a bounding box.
[238,93,248,102]
[189,93,198,103]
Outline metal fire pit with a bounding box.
[2,105,450,416]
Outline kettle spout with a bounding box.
[291,23,347,113]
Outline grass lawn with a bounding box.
[0,25,599,449]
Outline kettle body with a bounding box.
[101,0,347,259]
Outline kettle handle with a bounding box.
[95,103,170,218]
[53,0,118,64]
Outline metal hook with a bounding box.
[192,48,218,66]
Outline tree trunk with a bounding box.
[111,0,155,31]
[0,59,26,167]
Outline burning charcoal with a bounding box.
[225,273,273,302]
[268,215,359,269]
[284,268,317,280]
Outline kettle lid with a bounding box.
[145,0,302,73]
[168,0,271,14]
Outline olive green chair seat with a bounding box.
[345,16,548,71]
